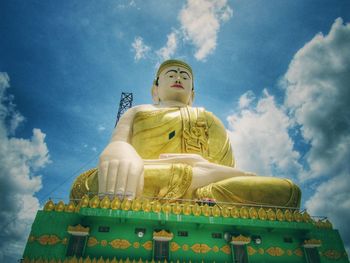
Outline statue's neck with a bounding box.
[158,100,187,108]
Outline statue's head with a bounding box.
[152,59,194,106]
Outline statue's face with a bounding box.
[157,65,193,105]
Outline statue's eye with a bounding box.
[169,75,174,78]
[181,74,188,80]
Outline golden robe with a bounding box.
[70,107,301,208]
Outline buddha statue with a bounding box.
[70,59,301,208]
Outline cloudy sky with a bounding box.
[1,0,350,261]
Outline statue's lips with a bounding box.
[171,84,184,89]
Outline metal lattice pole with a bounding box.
[115,92,133,127]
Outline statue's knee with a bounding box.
[293,182,302,207]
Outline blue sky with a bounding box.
[1,0,350,261]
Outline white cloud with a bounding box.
[227,17,350,254]
[179,0,233,61]
[117,0,137,10]
[283,18,350,253]
[0,72,50,262]
[129,0,136,7]
[131,0,233,63]
[0,74,25,135]
[9,111,25,134]
[227,90,302,179]
[131,36,151,61]
[238,90,255,109]
[98,124,106,132]
[284,18,350,181]
[156,31,178,61]
[305,171,350,253]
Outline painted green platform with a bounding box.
[22,198,349,263]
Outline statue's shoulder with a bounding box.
[116,104,157,124]
[130,104,157,113]
[124,104,158,116]
[200,108,225,128]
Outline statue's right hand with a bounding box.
[98,141,144,199]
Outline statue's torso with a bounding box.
[131,106,234,167]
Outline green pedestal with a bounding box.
[22,198,349,263]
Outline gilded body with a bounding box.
[71,59,301,208]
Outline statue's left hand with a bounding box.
[190,162,257,191]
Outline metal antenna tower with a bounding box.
[115,92,133,127]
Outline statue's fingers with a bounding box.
[159,153,170,159]
[98,161,109,194]
[114,161,129,199]
[106,160,119,195]
[244,171,257,176]
[125,164,143,199]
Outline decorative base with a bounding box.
[22,197,349,263]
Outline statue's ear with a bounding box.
[152,85,160,104]
[188,90,195,106]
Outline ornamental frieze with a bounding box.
[109,239,131,249]
[323,249,342,260]
[170,242,180,252]
[246,246,308,257]
[247,246,257,255]
[220,245,231,255]
[190,243,211,254]
[266,247,284,256]
[142,241,152,251]
[169,242,231,255]
[28,234,64,246]
[294,248,303,257]
[42,197,325,225]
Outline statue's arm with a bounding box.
[109,107,135,143]
[98,106,148,198]
[190,162,256,191]
[188,111,255,191]
[206,111,235,167]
